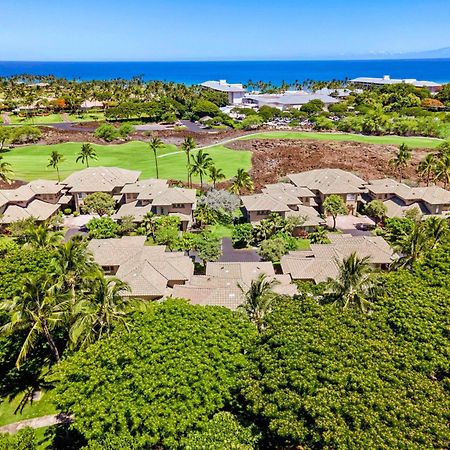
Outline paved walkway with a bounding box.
[326,214,375,236]
[0,413,72,434]
[219,238,261,262]
[61,112,70,123]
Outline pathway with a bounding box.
[158,132,260,159]
[61,112,71,123]
[0,413,72,435]
[1,112,10,125]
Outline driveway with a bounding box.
[219,238,261,262]
[326,214,375,236]
[63,214,96,240]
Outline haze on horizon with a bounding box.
[1,0,450,61]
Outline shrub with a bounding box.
[94,123,118,142]
[232,223,254,248]
[85,217,119,239]
[63,208,72,215]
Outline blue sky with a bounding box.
[1,0,449,61]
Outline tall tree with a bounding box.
[323,194,347,230]
[76,143,97,168]
[208,165,226,188]
[417,153,436,186]
[389,143,412,182]
[181,136,196,187]
[238,273,280,332]
[0,275,69,367]
[0,156,14,184]
[148,136,164,179]
[190,149,213,188]
[229,168,254,195]
[434,153,450,188]
[24,223,63,249]
[326,252,374,312]
[47,150,64,182]
[69,275,145,350]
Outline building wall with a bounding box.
[230,92,244,104]
[35,193,61,204]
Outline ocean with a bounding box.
[0,59,449,85]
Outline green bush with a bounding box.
[63,208,72,215]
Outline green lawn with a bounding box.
[0,391,56,427]
[3,142,252,182]
[294,238,311,250]
[8,114,64,125]
[205,224,234,239]
[246,131,443,149]
[67,112,105,122]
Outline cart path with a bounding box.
[157,132,260,158]
[0,413,73,435]
[1,112,10,125]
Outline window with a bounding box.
[257,210,270,216]
[347,194,356,201]
[173,203,185,208]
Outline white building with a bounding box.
[200,80,246,105]
[350,75,442,93]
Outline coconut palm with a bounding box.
[326,253,374,312]
[434,153,450,188]
[417,153,436,186]
[393,222,429,268]
[389,143,412,182]
[47,150,64,182]
[424,216,449,249]
[238,273,280,332]
[208,165,226,188]
[24,223,63,249]
[190,149,213,188]
[181,136,196,187]
[0,275,69,367]
[229,168,254,195]
[148,136,164,179]
[0,156,14,184]
[193,203,217,227]
[69,275,146,350]
[51,235,98,304]
[76,143,97,168]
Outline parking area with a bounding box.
[326,214,376,236]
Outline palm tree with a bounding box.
[76,143,97,168]
[190,149,213,188]
[47,150,64,182]
[308,226,330,244]
[194,203,217,227]
[24,223,63,249]
[69,275,146,350]
[51,236,98,304]
[0,275,69,367]
[326,253,374,312]
[229,168,254,195]
[148,136,164,179]
[181,136,196,187]
[424,216,449,249]
[389,143,412,182]
[238,273,280,332]
[434,153,450,188]
[393,222,429,268]
[0,156,14,184]
[208,165,226,188]
[417,153,436,186]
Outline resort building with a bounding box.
[366,179,450,217]
[0,180,68,225]
[87,236,194,300]
[314,87,362,98]
[200,80,246,105]
[80,99,105,110]
[287,169,367,215]
[63,167,141,211]
[281,234,395,284]
[350,75,442,93]
[172,261,297,310]
[242,91,339,110]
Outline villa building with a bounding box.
[87,236,194,300]
[350,75,442,93]
[281,233,395,284]
[200,80,246,105]
[287,169,367,215]
[0,180,68,225]
[172,261,297,310]
[366,178,450,217]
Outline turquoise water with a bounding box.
[0,59,449,84]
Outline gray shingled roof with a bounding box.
[200,80,246,93]
[350,76,441,88]
[0,199,60,224]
